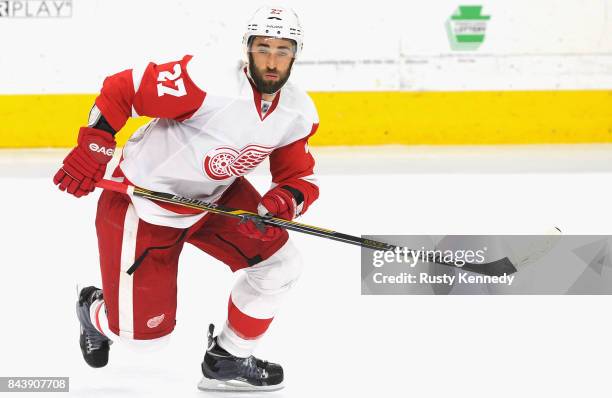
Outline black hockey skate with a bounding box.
[198,324,284,392]
[76,286,112,368]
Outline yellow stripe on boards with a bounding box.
[308,90,612,145]
[0,94,148,147]
[1,90,611,147]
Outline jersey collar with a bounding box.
[243,67,281,121]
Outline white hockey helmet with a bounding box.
[243,6,303,59]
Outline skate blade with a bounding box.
[197,376,284,392]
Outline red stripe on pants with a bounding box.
[227,297,273,340]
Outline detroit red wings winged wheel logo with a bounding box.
[203,144,274,180]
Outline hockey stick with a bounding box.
[95,179,517,276]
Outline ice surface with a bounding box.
[1,145,612,398]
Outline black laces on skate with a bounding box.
[239,357,268,380]
[83,329,110,353]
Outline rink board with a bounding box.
[0,90,611,147]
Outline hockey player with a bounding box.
[55,6,318,392]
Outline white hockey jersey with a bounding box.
[94,55,319,228]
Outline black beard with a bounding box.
[248,52,294,95]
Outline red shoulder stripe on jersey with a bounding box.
[132,55,206,122]
[95,56,206,133]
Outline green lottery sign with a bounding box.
[446,5,491,51]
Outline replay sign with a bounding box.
[0,0,72,18]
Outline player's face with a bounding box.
[248,36,296,95]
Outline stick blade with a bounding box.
[462,257,517,276]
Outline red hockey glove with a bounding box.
[53,127,116,198]
[237,186,302,241]
[259,186,300,220]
